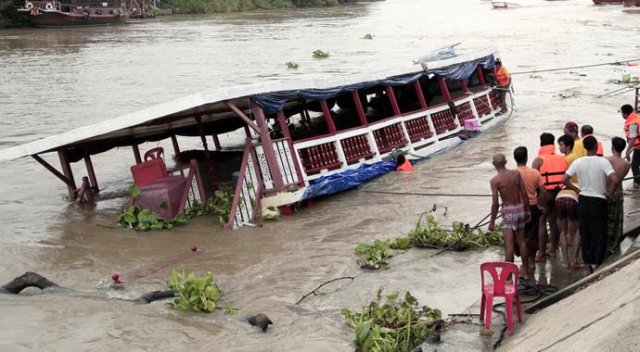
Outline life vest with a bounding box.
[538,145,568,191]
[624,111,640,150]
[495,66,510,86]
[397,159,413,173]
[581,134,604,156]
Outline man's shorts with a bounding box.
[525,206,541,242]
[502,203,526,230]
[556,196,578,221]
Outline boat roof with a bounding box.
[0,46,496,163]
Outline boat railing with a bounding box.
[167,159,206,211]
[225,139,264,230]
[291,87,499,181]
[254,137,301,191]
[23,1,61,10]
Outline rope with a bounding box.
[363,190,492,197]
[510,58,640,75]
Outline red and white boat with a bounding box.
[0,47,513,229]
[17,0,137,27]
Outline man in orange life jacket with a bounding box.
[622,104,640,191]
[494,59,511,114]
[580,124,604,156]
[396,154,413,173]
[532,133,569,261]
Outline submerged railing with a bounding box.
[225,139,264,230]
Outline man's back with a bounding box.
[491,169,524,205]
[606,156,630,187]
[567,156,614,198]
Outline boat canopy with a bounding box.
[0,46,496,163]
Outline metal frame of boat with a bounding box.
[17,0,135,27]
[0,47,512,229]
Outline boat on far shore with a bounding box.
[17,0,140,27]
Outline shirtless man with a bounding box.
[489,153,532,279]
[605,137,631,257]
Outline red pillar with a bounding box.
[438,77,452,101]
[414,81,428,109]
[212,134,221,150]
[83,147,98,192]
[58,149,77,198]
[476,66,486,86]
[277,111,292,139]
[132,144,142,164]
[461,80,470,93]
[352,91,368,126]
[170,135,181,157]
[320,100,337,133]
[252,101,285,191]
[385,86,401,116]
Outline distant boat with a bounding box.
[17,0,140,27]
[491,1,522,9]
[593,0,623,4]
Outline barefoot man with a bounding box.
[605,137,631,257]
[489,153,532,279]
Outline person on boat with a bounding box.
[622,104,640,191]
[489,153,531,280]
[555,134,581,268]
[396,154,413,173]
[605,137,631,258]
[580,124,604,156]
[494,59,511,114]
[514,146,546,271]
[564,121,586,157]
[532,133,568,261]
[562,136,618,274]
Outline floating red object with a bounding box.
[111,273,121,283]
[191,245,198,252]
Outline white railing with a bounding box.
[226,139,263,230]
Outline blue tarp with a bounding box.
[252,55,495,114]
[301,160,397,200]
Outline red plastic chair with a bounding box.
[130,158,168,187]
[144,147,165,162]
[480,262,523,334]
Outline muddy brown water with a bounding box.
[1,0,640,351]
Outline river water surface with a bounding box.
[1,0,639,351]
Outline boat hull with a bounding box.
[28,10,128,27]
[593,0,623,4]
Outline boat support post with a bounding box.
[385,86,401,116]
[224,101,260,133]
[132,144,142,164]
[476,66,486,86]
[352,91,368,126]
[212,134,221,151]
[251,101,285,192]
[413,81,428,109]
[83,147,99,193]
[195,115,218,188]
[32,153,77,199]
[320,100,337,133]
[277,111,305,185]
[438,77,452,102]
[170,135,181,157]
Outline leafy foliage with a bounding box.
[407,214,503,250]
[354,240,392,270]
[285,61,299,69]
[312,49,330,59]
[167,269,221,313]
[342,289,442,352]
[361,33,374,40]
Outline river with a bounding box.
[0,0,638,351]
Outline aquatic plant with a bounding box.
[167,269,221,313]
[285,61,299,69]
[354,240,392,270]
[361,33,374,40]
[407,214,503,250]
[312,49,330,59]
[342,289,442,352]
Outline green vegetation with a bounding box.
[164,0,354,15]
[354,240,392,270]
[0,0,27,28]
[353,214,503,270]
[312,49,330,59]
[285,61,299,69]
[118,186,235,230]
[342,289,442,352]
[361,33,374,40]
[168,269,221,313]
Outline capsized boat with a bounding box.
[0,46,514,229]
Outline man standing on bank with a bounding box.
[622,104,640,192]
[489,153,531,279]
[562,136,618,273]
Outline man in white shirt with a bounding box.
[562,136,618,272]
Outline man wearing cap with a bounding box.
[565,121,585,158]
[622,104,640,191]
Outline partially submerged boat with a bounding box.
[0,47,513,229]
[17,0,138,27]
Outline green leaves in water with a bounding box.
[285,61,299,69]
[118,190,236,230]
[361,33,374,40]
[353,214,504,270]
[167,269,221,313]
[354,240,392,270]
[342,288,442,352]
[312,49,330,59]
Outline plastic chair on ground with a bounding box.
[480,261,523,334]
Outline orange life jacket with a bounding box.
[495,66,510,86]
[624,111,640,150]
[538,145,568,191]
[581,134,604,156]
[397,159,413,173]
